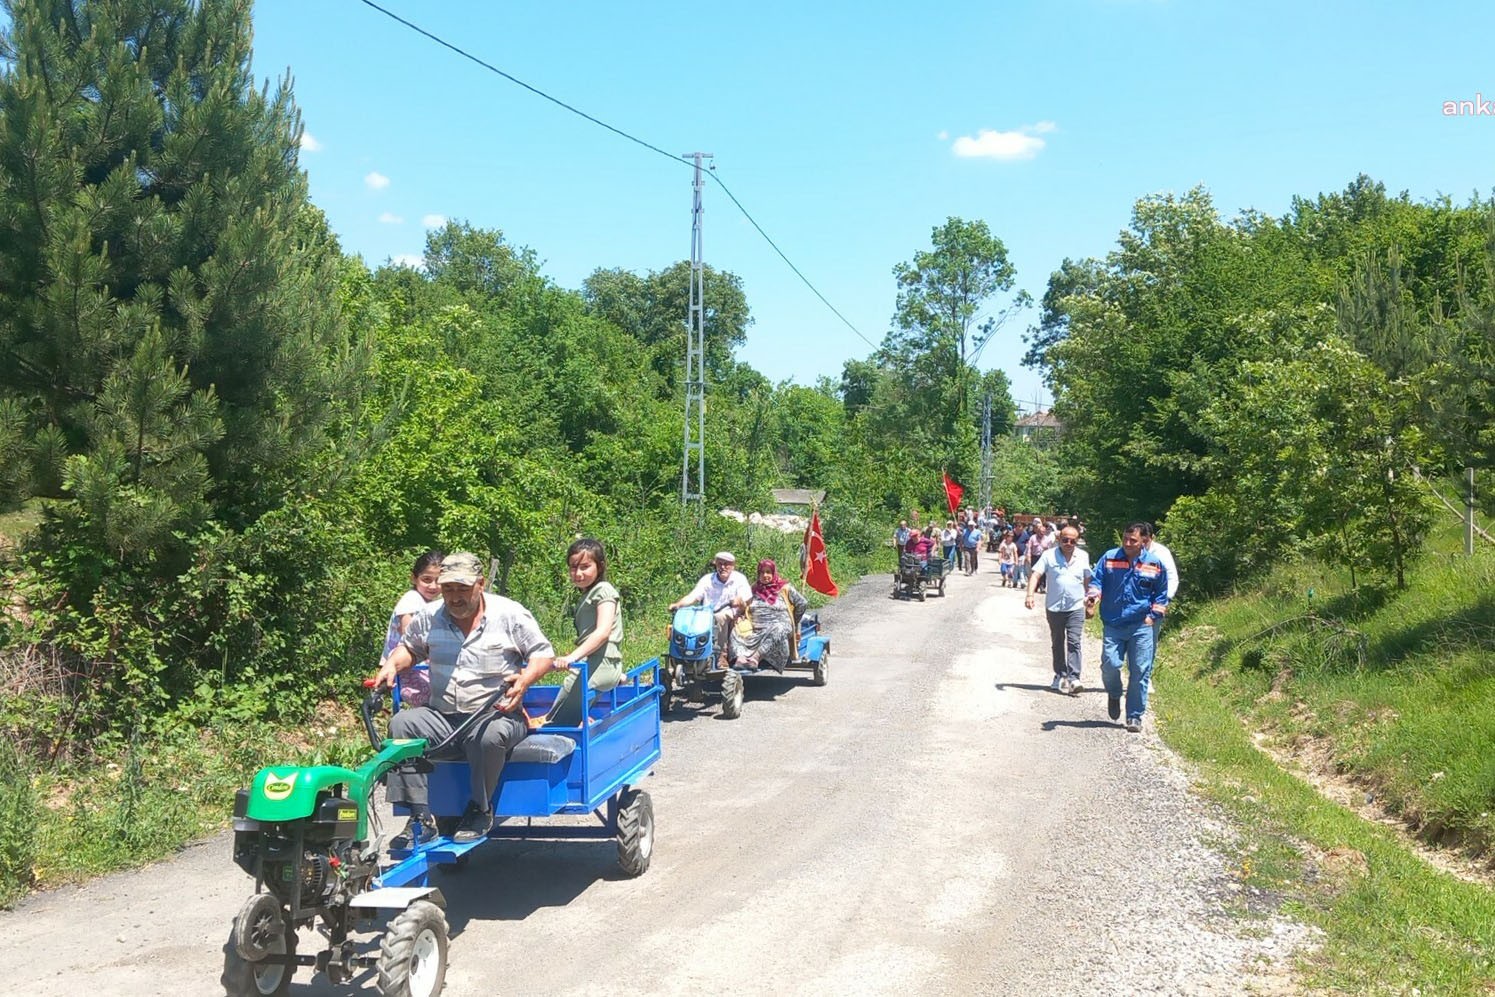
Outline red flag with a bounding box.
[942,471,964,515]
[803,509,839,596]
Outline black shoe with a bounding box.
[391,812,437,850]
[1107,696,1121,721]
[453,801,493,843]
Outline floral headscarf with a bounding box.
[752,558,788,605]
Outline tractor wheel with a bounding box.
[377,900,448,997]
[615,788,655,877]
[659,660,675,715]
[719,670,744,719]
[222,897,295,997]
[811,649,829,687]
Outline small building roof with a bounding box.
[1015,409,1062,429]
[771,488,826,506]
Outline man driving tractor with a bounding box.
[668,551,751,671]
[374,552,556,845]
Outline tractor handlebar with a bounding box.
[358,679,514,756]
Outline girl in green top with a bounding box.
[544,537,624,726]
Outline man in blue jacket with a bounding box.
[1084,522,1170,733]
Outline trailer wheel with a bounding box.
[811,649,829,687]
[222,899,295,997]
[719,670,744,719]
[616,788,654,876]
[377,900,447,997]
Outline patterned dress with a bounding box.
[731,583,808,672]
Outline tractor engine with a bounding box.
[232,790,363,914]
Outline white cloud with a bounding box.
[390,254,424,269]
[378,212,403,224]
[421,214,447,228]
[950,122,1056,161]
[936,130,949,141]
[299,131,322,153]
[364,171,390,190]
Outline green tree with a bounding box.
[60,325,222,558]
[1038,187,1323,532]
[888,217,1027,427]
[583,260,751,391]
[422,219,541,305]
[0,0,360,539]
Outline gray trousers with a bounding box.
[713,607,737,661]
[386,706,528,813]
[1046,607,1085,682]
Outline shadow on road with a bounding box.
[436,838,622,935]
[1040,719,1122,731]
[993,682,1059,693]
[661,673,817,723]
[995,682,1109,698]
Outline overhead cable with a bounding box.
[355,0,876,349]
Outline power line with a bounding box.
[355,0,875,349]
[705,171,876,349]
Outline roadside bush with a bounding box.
[0,742,37,908]
[179,500,393,719]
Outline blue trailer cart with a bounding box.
[224,659,661,997]
[661,605,831,719]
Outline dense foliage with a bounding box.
[1028,178,1495,591]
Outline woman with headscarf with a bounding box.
[730,558,809,673]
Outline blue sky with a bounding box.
[250,0,1495,410]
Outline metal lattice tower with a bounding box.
[979,392,993,510]
[681,153,712,514]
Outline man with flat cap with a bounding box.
[375,552,556,845]
[669,551,751,670]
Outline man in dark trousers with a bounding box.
[375,552,556,845]
[1025,524,1093,695]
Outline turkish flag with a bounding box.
[942,471,964,514]
[803,510,839,596]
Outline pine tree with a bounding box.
[0,0,360,542]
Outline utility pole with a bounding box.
[681,152,713,516]
[979,392,993,511]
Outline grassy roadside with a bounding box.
[1152,522,1495,993]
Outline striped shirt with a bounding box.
[401,592,554,714]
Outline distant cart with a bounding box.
[893,553,948,599]
[662,605,831,719]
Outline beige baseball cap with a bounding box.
[436,552,483,585]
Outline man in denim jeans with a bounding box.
[1085,522,1170,733]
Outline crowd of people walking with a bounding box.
[892,507,1178,735]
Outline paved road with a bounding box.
[0,565,1307,995]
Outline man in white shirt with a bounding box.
[1025,525,1093,695]
[1147,528,1179,643]
[669,551,752,668]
